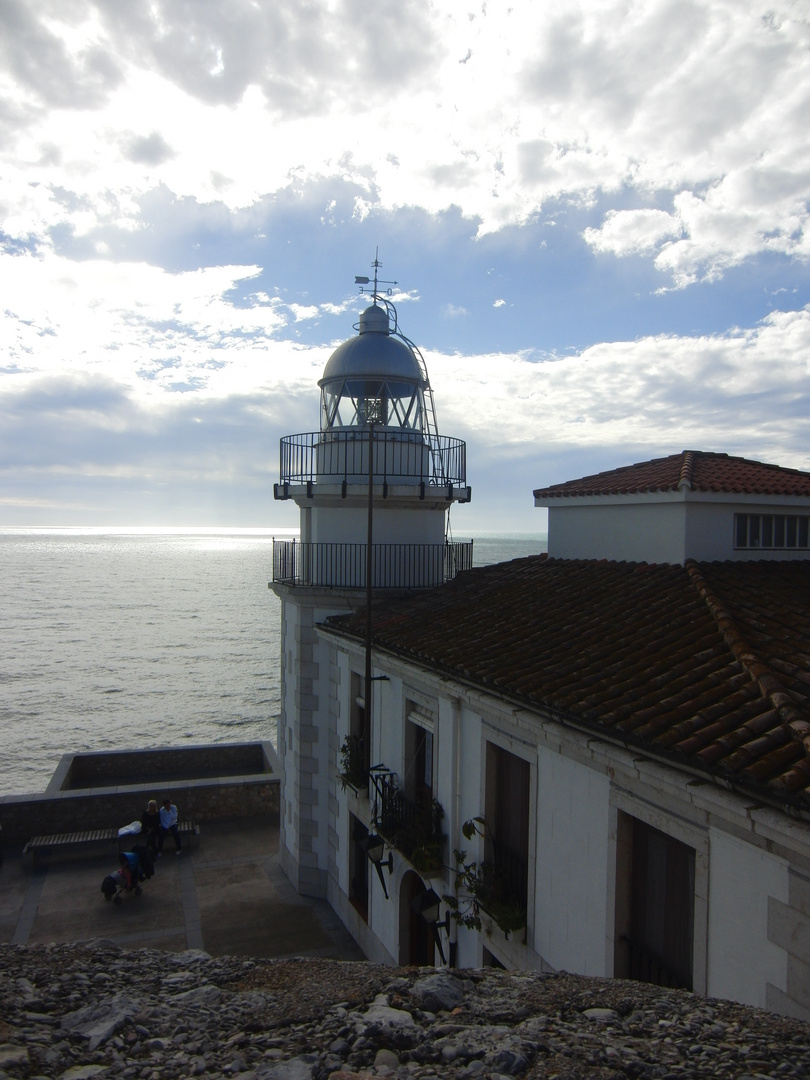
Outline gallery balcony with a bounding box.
[273,430,470,501]
[272,539,473,590]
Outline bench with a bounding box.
[22,821,200,863]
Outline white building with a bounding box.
[272,297,810,1021]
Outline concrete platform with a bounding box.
[0,816,365,961]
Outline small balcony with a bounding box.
[372,768,445,875]
[488,838,529,920]
[274,430,468,497]
[272,539,473,589]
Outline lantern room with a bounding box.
[319,303,426,433]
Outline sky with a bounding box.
[1,0,809,532]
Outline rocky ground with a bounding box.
[1,942,809,1080]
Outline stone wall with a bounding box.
[0,742,280,846]
[57,743,270,790]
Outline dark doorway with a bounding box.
[485,743,530,914]
[399,870,434,966]
[616,814,695,990]
[349,815,369,922]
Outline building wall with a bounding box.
[310,504,447,546]
[707,829,789,1009]
[547,497,810,564]
[319,637,810,1019]
[277,589,358,898]
[548,500,687,563]
[535,748,611,975]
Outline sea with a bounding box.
[0,528,547,795]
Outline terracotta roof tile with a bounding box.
[533,451,810,500]
[324,556,810,809]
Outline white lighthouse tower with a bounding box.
[271,259,472,899]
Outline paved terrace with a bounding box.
[0,817,364,961]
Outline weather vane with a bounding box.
[355,248,397,304]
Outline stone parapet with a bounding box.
[0,742,280,846]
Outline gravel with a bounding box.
[1,941,809,1080]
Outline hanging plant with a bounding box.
[443,817,527,937]
[337,735,367,792]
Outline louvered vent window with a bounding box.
[734,514,809,549]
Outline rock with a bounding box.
[373,1047,400,1068]
[0,1045,30,1066]
[1,942,809,1080]
[410,972,464,1013]
[358,994,418,1048]
[584,1007,619,1022]
[170,984,222,1006]
[252,1056,315,1079]
[60,993,141,1051]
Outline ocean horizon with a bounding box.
[0,527,547,795]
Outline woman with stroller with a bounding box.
[120,849,142,891]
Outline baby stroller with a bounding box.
[101,844,155,904]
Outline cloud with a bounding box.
[0,252,332,404]
[583,208,682,258]
[1,1,809,528]
[0,0,122,119]
[427,304,810,469]
[122,131,175,165]
[1,2,807,285]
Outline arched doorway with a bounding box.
[398,870,434,966]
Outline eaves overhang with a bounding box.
[534,489,810,509]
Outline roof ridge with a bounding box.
[678,450,695,491]
[685,560,810,760]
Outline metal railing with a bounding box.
[272,539,473,589]
[372,769,445,869]
[620,936,691,990]
[489,839,529,915]
[277,430,467,488]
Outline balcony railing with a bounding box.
[489,838,529,916]
[272,539,473,589]
[620,936,691,990]
[372,769,445,873]
[275,430,467,491]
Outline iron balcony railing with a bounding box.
[276,430,467,490]
[272,539,473,589]
[489,838,529,916]
[372,768,445,872]
[620,935,691,990]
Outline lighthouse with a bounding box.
[271,260,472,902]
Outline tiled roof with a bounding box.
[533,451,810,499]
[324,557,810,808]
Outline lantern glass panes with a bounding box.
[321,378,424,432]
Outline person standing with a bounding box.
[140,799,161,856]
[157,797,182,856]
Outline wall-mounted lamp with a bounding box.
[411,887,452,965]
[365,833,394,899]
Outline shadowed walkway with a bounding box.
[1,816,364,961]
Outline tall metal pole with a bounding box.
[364,422,374,778]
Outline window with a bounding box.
[615,814,695,990]
[348,672,369,786]
[484,743,530,917]
[734,513,810,550]
[349,815,369,922]
[405,715,433,808]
